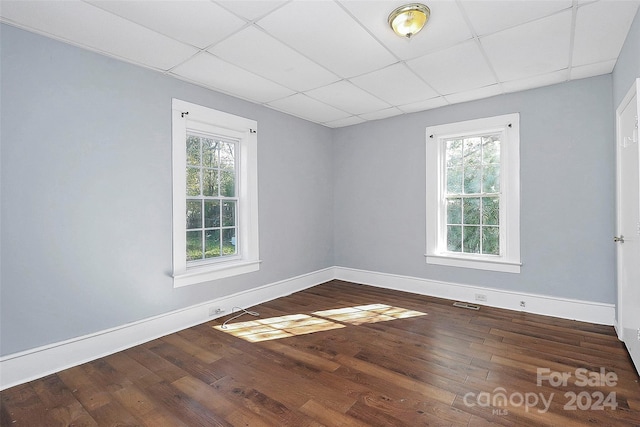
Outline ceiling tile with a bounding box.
[325,116,367,128]
[502,70,568,93]
[445,84,503,104]
[481,10,572,82]
[170,52,294,103]
[570,60,617,80]
[350,63,438,106]
[305,81,391,115]
[572,0,640,67]
[407,40,497,95]
[216,0,287,22]
[340,0,473,60]
[0,0,198,70]
[208,26,339,92]
[398,96,449,113]
[460,0,572,36]
[358,107,404,121]
[88,0,246,49]
[268,94,351,124]
[256,0,396,78]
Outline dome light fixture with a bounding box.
[388,3,431,39]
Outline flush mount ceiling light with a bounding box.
[388,3,431,39]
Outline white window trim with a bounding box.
[172,99,260,287]
[425,113,521,273]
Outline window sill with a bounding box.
[173,259,261,288]
[425,254,521,273]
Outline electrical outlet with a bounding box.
[520,301,526,308]
[637,328,640,341]
[209,307,225,317]
[475,294,487,302]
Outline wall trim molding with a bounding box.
[333,266,615,327]
[1,265,616,390]
[0,267,334,391]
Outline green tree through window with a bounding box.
[185,134,238,261]
[444,134,500,255]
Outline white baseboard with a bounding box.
[334,266,615,326]
[1,265,616,390]
[0,267,334,391]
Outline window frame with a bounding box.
[425,113,521,273]
[172,99,260,287]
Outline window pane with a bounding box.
[204,200,220,228]
[186,230,203,261]
[186,136,200,166]
[483,226,500,255]
[446,139,463,167]
[463,197,480,225]
[482,135,500,164]
[463,166,481,194]
[202,138,219,168]
[447,167,463,194]
[186,200,202,229]
[205,229,220,258]
[220,142,235,169]
[447,198,462,224]
[220,170,235,197]
[482,163,500,193]
[482,197,499,225]
[222,228,237,255]
[447,225,462,252]
[463,137,482,166]
[186,167,200,196]
[203,169,218,197]
[222,201,236,227]
[463,226,481,253]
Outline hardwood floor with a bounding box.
[2,280,639,426]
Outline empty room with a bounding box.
[1,0,640,425]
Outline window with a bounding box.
[172,99,259,287]
[426,114,521,273]
[186,135,238,261]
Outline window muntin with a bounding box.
[426,113,520,273]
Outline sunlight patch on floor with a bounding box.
[214,305,427,342]
[313,304,427,325]
[213,314,344,342]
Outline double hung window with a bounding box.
[172,99,259,287]
[426,114,521,273]
[186,134,238,262]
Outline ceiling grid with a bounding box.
[1,0,637,127]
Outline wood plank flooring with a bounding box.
[2,280,639,426]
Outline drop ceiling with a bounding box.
[1,0,638,127]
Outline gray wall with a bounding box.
[333,75,616,303]
[0,24,334,356]
[613,8,640,107]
